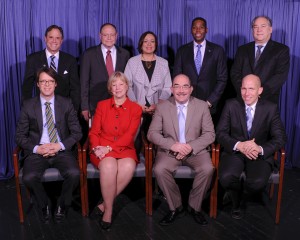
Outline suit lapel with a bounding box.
[250,100,263,138]
[185,98,195,134]
[54,96,62,135]
[57,51,66,75]
[186,43,198,76]
[247,43,256,71]
[169,98,180,141]
[255,40,273,67]
[34,97,44,135]
[41,51,48,68]
[238,101,249,139]
[200,41,212,73]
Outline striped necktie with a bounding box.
[246,106,253,137]
[254,45,263,67]
[45,102,58,143]
[195,44,202,74]
[50,55,57,71]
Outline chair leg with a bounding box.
[15,177,24,223]
[80,172,87,216]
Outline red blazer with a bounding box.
[89,97,142,167]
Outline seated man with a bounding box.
[15,67,82,223]
[216,74,286,219]
[147,74,215,226]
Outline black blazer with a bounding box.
[216,98,286,165]
[231,40,290,104]
[15,95,82,157]
[80,44,130,114]
[22,50,80,111]
[173,40,227,112]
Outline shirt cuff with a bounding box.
[259,146,264,155]
[59,142,65,151]
[233,141,240,151]
[33,145,39,153]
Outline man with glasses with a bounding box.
[16,68,82,224]
[231,16,290,104]
[147,74,215,226]
[80,23,130,121]
[22,25,80,111]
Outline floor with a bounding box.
[0,168,300,240]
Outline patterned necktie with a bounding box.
[106,50,114,77]
[246,106,253,137]
[178,105,186,143]
[50,55,56,71]
[254,45,263,67]
[195,44,202,74]
[45,102,58,143]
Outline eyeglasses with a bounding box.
[101,33,116,38]
[39,80,55,85]
[172,85,191,90]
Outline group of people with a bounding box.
[15,15,288,231]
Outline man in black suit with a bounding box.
[173,17,227,118]
[231,16,290,104]
[22,25,80,111]
[216,74,286,219]
[16,68,82,223]
[80,23,130,121]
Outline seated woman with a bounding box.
[124,31,172,135]
[89,71,142,231]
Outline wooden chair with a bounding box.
[144,140,218,218]
[12,143,86,223]
[81,122,148,215]
[215,144,285,224]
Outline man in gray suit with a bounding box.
[80,23,130,120]
[147,74,215,226]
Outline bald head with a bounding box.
[241,74,263,106]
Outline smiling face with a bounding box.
[100,25,117,49]
[141,33,156,54]
[44,29,63,54]
[241,75,263,106]
[252,17,272,44]
[110,77,128,100]
[37,72,57,100]
[191,19,208,44]
[171,75,193,104]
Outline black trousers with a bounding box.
[219,152,272,196]
[22,151,80,209]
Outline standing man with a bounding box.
[173,17,227,118]
[231,16,290,104]
[22,25,80,111]
[217,74,286,219]
[16,68,82,223]
[147,74,215,226]
[80,23,130,121]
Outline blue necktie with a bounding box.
[195,44,202,74]
[178,105,186,143]
[246,107,253,137]
[50,55,57,72]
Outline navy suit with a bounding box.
[173,40,227,114]
[231,40,290,104]
[80,44,130,114]
[15,95,82,208]
[22,50,80,111]
[216,98,286,195]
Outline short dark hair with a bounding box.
[36,67,57,82]
[100,23,117,33]
[191,17,207,29]
[45,25,64,39]
[137,31,158,53]
[251,16,273,28]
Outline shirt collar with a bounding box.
[45,49,59,59]
[40,95,55,106]
[245,100,258,110]
[194,39,206,48]
[110,97,129,109]
[175,100,189,108]
[101,44,116,54]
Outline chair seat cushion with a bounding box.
[19,168,64,182]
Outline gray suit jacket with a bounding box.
[147,96,215,155]
[15,95,82,157]
[80,44,130,113]
[124,54,172,105]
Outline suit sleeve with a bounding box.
[68,57,81,111]
[80,51,91,111]
[260,46,290,100]
[22,55,36,101]
[207,47,228,106]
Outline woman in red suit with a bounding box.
[89,71,142,230]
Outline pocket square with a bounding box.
[63,70,68,74]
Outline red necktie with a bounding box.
[106,50,114,77]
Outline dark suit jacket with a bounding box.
[147,96,215,155]
[231,40,290,104]
[15,95,82,158]
[216,98,286,165]
[173,40,227,113]
[22,50,80,111]
[80,44,130,114]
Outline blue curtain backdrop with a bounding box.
[1,0,299,179]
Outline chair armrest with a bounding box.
[215,144,220,169]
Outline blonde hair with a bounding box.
[107,71,129,94]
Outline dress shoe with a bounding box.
[90,199,104,220]
[41,205,50,224]
[54,205,67,223]
[231,207,244,220]
[159,206,185,226]
[100,220,111,231]
[187,206,208,226]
